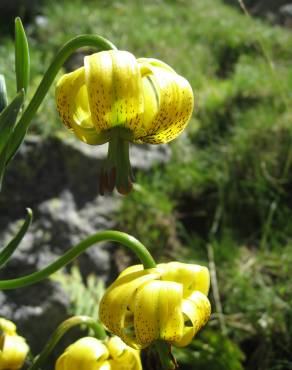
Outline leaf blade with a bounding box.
[15,17,30,93]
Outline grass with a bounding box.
[1,0,292,368]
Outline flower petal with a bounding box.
[84,50,144,135]
[174,291,211,347]
[0,319,16,335]
[158,262,210,296]
[56,67,106,145]
[107,337,142,370]
[134,280,184,347]
[55,337,108,370]
[0,334,29,370]
[99,272,158,349]
[136,60,194,144]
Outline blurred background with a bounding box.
[0,0,292,369]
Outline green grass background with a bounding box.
[1,0,292,369]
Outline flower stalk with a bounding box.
[8,35,117,162]
[0,230,156,290]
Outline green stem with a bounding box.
[0,208,32,268]
[153,341,177,370]
[0,230,156,290]
[28,316,106,370]
[8,35,117,161]
[100,128,134,195]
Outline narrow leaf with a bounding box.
[0,140,9,190]
[15,17,30,93]
[0,89,25,154]
[0,208,33,268]
[0,89,25,188]
[0,75,8,113]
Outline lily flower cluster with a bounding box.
[56,50,194,194]
[56,335,142,370]
[0,318,29,370]
[99,262,211,350]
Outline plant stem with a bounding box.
[0,230,156,290]
[28,316,106,370]
[8,34,117,160]
[0,208,32,268]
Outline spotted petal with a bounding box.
[134,280,184,347]
[137,59,194,144]
[84,50,144,136]
[56,67,108,145]
[99,271,158,349]
[174,291,211,347]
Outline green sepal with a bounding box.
[15,17,30,93]
[0,75,8,113]
[0,89,25,189]
[0,208,33,269]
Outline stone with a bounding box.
[0,134,170,359]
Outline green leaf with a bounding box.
[0,208,33,269]
[0,75,8,113]
[0,89,25,154]
[15,17,30,93]
[0,89,25,189]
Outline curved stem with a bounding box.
[0,208,32,268]
[0,230,156,290]
[8,35,117,160]
[28,316,106,370]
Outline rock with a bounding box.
[0,134,170,358]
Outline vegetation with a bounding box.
[1,0,292,368]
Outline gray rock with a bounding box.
[0,134,170,358]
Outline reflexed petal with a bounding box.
[56,67,106,145]
[158,262,210,296]
[99,272,158,348]
[55,337,108,370]
[134,280,184,347]
[174,291,211,347]
[136,60,194,144]
[84,50,144,135]
[138,75,160,137]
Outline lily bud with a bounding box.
[55,336,141,370]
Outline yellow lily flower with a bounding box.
[99,262,211,349]
[55,336,142,370]
[56,50,194,194]
[0,318,29,370]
